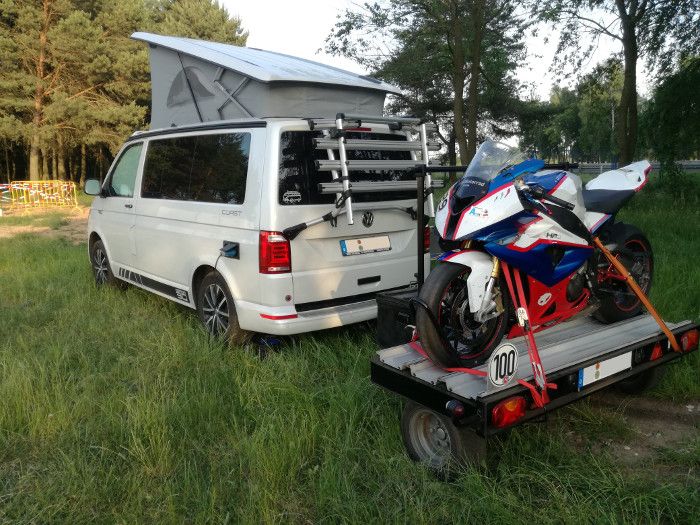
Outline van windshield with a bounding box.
[278,131,415,205]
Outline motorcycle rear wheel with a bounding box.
[416,262,509,368]
[594,223,653,324]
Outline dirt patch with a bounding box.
[0,208,89,245]
[587,392,698,478]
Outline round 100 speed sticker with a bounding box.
[488,343,519,387]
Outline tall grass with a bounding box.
[0,182,697,523]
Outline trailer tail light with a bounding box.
[681,329,699,352]
[259,231,291,274]
[649,342,663,361]
[491,396,527,428]
[446,399,465,418]
[424,226,431,253]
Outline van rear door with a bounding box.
[275,129,430,308]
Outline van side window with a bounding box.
[142,132,250,204]
[108,143,143,198]
[278,131,414,205]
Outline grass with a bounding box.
[0,182,698,523]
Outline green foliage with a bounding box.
[519,86,580,161]
[325,0,527,163]
[640,56,700,165]
[531,0,700,164]
[576,59,622,161]
[534,0,700,76]
[157,0,248,45]
[519,59,625,162]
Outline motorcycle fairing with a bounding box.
[436,181,522,241]
[585,161,650,193]
[506,272,590,338]
[487,201,593,286]
[437,250,496,313]
[584,212,612,232]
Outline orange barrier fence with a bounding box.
[0,180,78,210]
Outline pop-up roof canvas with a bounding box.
[131,32,402,129]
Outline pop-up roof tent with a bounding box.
[131,32,403,129]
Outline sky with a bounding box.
[222,0,643,102]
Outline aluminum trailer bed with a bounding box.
[371,314,697,469]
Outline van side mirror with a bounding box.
[84,179,102,196]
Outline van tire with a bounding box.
[196,271,251,345]
[90,239,125,289]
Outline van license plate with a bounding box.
[340,236,391,256]
[577,351,632,390]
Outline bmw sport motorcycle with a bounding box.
[416,140,653,368]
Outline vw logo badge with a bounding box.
[362,210,374,228]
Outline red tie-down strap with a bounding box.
[408,340,551,408]
[501,261,555,407]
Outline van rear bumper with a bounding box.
[235,299,378,335]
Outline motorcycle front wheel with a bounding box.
[416,262,509,369]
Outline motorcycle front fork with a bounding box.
[474,256,503,323]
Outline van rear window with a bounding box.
[278,131,415,205]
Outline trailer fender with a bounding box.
[438,250,494,313]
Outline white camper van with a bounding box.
[85,33,436,342]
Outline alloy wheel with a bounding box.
[202,283,229,336]
[93,248,109,285]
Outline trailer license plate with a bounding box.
[577,351,632,390]
[340,236,391,256]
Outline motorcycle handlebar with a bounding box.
[521,184,576,211]
[543,193,576,211]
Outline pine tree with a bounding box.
[158,0,248,45]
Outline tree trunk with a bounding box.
[465,0,486,164]
[3,141,10,184]
[53,148,58,179]
[448,1,468,164]
[29,0,51,181]
[80,143,87,185]
[29,136,41,181]
[57,137,66,180]
[447,126,457,183]
[616,4,638,166]
[41,148,49,180]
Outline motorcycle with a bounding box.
[417,140,654,368]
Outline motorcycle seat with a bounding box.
[581,188,635,214]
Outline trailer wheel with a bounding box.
[616,367,664,394]
[400,402,487,477]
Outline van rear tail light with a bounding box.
[681,329,699,352]
[424,226,431,253]
[259,231,291,274]
[491,396,527,428]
